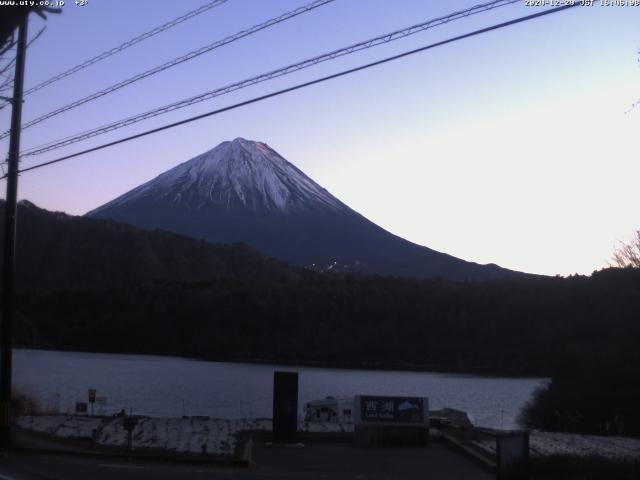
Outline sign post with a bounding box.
[88,389,96,415]
[123,416,138,452]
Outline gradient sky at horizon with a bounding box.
[0,0,638,277]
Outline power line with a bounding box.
[0,0,336,140]
[19,0,520,157]
[3,3,579,180]
[22,0,230,97]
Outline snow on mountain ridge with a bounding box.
[91,138,343,214]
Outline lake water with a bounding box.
[13,349,547,429]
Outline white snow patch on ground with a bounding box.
[16,415,102,439]
[17,416,352,457]
[95,417,270,456]
[471,431,640,461]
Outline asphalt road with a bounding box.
[0,442,494,480]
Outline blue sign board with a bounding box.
[355,395,429,426]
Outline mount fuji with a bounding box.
[87,138,519,280]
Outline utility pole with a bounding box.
[0,13,28,448]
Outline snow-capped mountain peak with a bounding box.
[92,138,343,214]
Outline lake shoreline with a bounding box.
[14,348,546,428]
[14,346,549,378]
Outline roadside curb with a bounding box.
[438,429,496,472]
[9,443,252,467]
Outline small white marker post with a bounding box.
[88,389,96,416]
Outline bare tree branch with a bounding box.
[0,34,15,57]
[0,26,47,109]
[611,230,640,268]
[0,56,16,78]
[26,26,46,50]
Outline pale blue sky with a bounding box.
[1,0,638,276]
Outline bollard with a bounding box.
[496,430,530,480]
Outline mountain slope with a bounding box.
[1,200,300,290]
[88,138,521,280]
